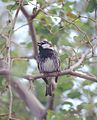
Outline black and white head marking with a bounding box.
[38,40,54,50]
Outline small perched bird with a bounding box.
[37,40,60,96]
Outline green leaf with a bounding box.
[63,2,74,12]
[12,61,28,75]
[7,4,17,11]
[35,81,47,104]
[47,110,54,120]
[62,101,73,106]
[68,90,81,98]
[57,76,73,94]
[86,0,97,12]
[37,0,45,6]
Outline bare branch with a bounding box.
[0,68,46,119]
[11,55,34,61]
[0,69,9,75]
[70,53,87,70]
[0,113,17,120]
[23,69,97,83]
[47,94,55,110]
[20,5,29,18]
[0,66,97,85]
[14,23,28,32]
[68,70,97,82]
[95,5,97,36]
[46,79,57,110]
[62,18,90,42]
[0,55,35,61]
[12,0,23,30]
[8,85,13,120]
[28,21,38,58]
[10,78,46,119]
[22,52,94,82]
[20,6,39,59]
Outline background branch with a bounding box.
[70,53,87,70]
[0,59,47,120]
[95,5,97,36]
[0,68,47,120]
[47,95,55,110]
[8,84,13,120]
[10,78,46,120]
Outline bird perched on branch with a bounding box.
[37,40,60,96]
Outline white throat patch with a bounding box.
[42,43,54,50]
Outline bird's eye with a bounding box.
[42,41,47,44]
[42,42,45,45]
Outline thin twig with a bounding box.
[0,55,34,61]
[6,1,21,118]
[95,5,97,36]
[12,0,23,30]
[14,23,28,32]
[63,18,90,42]
[80,15,96,22]
[70,53,87,70]
[8,84,13,120]
[0,113,12,117]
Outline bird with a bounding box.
[37,40,60,96]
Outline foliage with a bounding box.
[0,0,97,120]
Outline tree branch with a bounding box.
[95,5,97,36]
[20,5,39,59]
[0,59,47,120]
[47,94,55,110]
[23,69,97,83]
[0,68,46,119]
[0,67,97,83]
[22,51,97,83]
[0,49,97,84]
[8,84,13,120]
[0,59,97,119]
[10,78,46,119]
[70,53,87,70]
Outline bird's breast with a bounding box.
[42,58,55,72]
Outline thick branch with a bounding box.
[20,6,29,18]
[47,95,55,110]
[69,70,97,82]
[0,68,46,119]
[0,68,97,83]
[10,78,46,119]
[20,6,39,59]
[29,21,38,58]
[23,69,97,83]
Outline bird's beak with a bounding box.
[37,42,41,46]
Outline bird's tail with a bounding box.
[44,77,57,96]
[45,84,53,96]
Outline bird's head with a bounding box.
[38,40,54,50]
